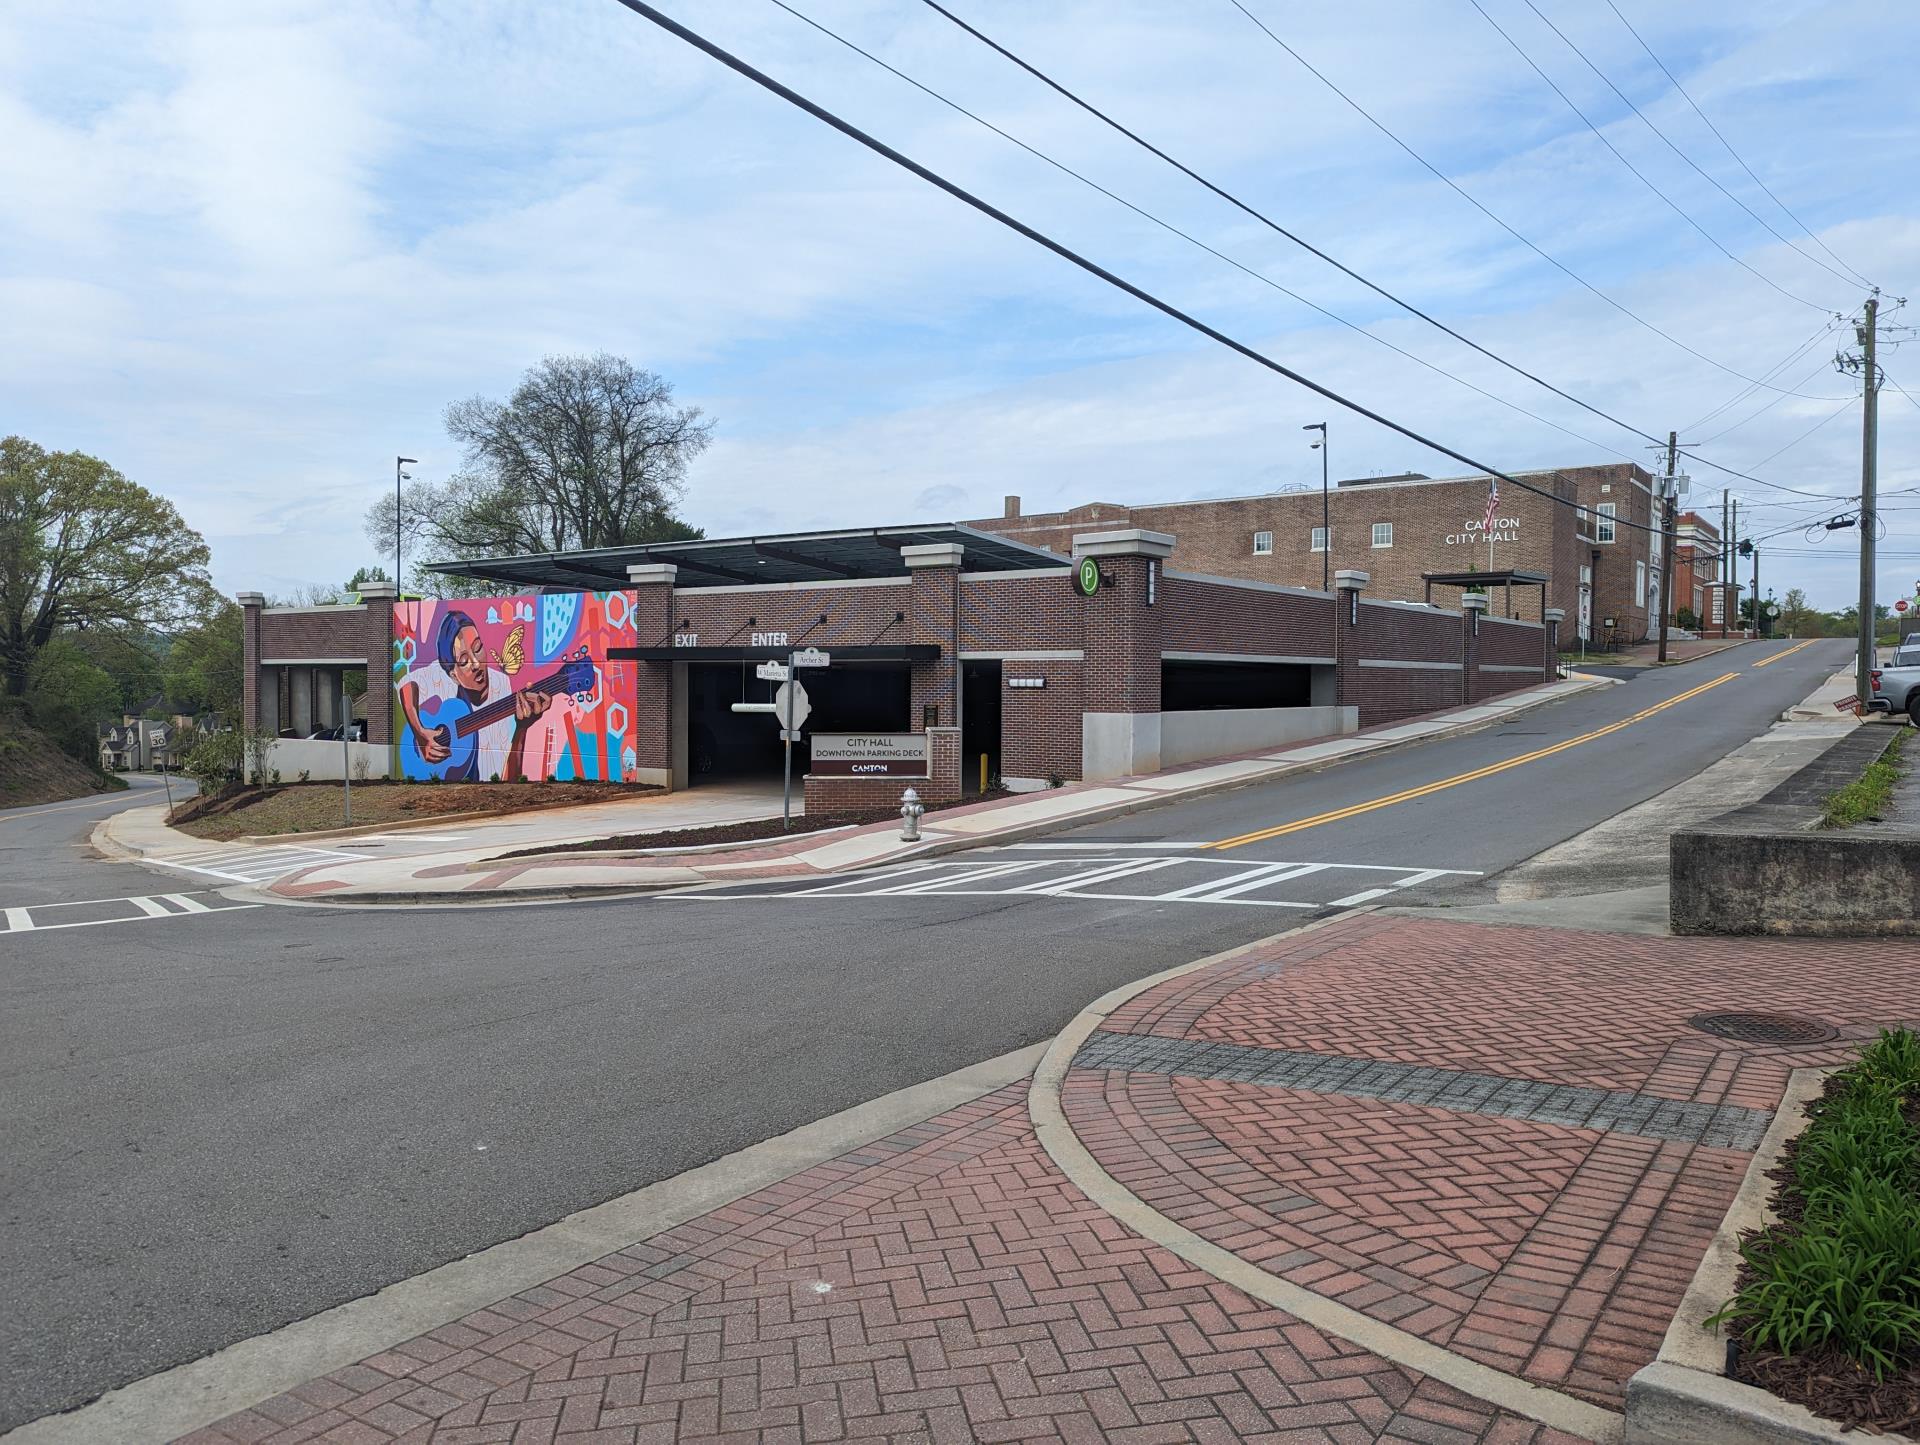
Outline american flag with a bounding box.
[1482,478,1500,533]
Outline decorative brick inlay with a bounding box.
[182,1081,1582,1444]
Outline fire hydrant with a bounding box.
[899,787,925,842]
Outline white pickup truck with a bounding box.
[1867,643,1920,720]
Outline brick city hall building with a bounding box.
[970,461,1666,645]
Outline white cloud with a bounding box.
[0,0,1912,610]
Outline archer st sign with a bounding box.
[1444,517,1521,546]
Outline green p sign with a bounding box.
[1075,557,1102,597]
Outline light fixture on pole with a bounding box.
[395,457,418,591]
[1303,423,1328,591]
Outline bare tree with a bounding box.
[368,354,710,579]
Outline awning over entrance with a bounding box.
[424,524,1065,591]
[613,644,942,662]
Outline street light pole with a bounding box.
[1304,423,1328,590]
[395,456,418,592]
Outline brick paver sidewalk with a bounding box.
[181,913,1917,1443]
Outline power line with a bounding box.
[1693,349,1850,446]
[764,0,1639,464]
[1600,0,1880,293]
[1742,396,1858,472]
[611,0,1677,537]
[1515,0,1865,294]
[1465,0,1837,314]
[1681,316,1846,433]
[913,0,1850,505]
[1219,0,1848,397]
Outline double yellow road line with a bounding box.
[1752,638,1819,668]
[1208,671,1741,850]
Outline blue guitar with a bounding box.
[401,654,596,780]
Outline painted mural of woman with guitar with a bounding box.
[399,610,566,782]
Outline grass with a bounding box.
[170,779,647,840]
[1710,1029,1920,1379]
[1819,731,1907,829]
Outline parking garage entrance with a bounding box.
[686,658,913,784]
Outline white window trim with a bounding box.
[1595,502,1617,544]
[1309,526,1328,553]
[1252,530,1273,556]
[1371,522,1393,549]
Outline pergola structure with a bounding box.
[1422,568,1551,621]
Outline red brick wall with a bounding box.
[1344,600,1465,725]
[629,585,673,776]
[998,658,1083,783]
[1158,575,1334,658]
[675,582,914,649]
[1081,553,1162,715]
[959,574,1080,651]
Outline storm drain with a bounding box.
[1687,1012,1837,1045]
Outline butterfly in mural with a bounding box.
[500,624,525,676]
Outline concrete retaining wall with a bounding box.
[1671,729,1918,936]
[1158,705,1357,769]
[265,738,392,782]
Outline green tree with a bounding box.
[0,437,212,700]
[24,638,120,764]
[1780,587,1814,635]
[366,354,709,584]
[165,600,245,717]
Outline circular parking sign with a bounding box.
[1075,557,1101,596]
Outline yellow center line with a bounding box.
[1751,638,1819,668]
[1207,671,1741,850]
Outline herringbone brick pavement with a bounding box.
[183,1084,1582,1444]
[1069,914,1916,1413]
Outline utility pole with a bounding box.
[1729,499,1740,637]
[1718,489,1729,637]
[1856,296,1880,702]
[1751,543,1761,640]
[1657,430,1679,662]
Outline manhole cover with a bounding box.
[1688,1012,1837,1045]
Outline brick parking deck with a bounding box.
[179,913,1917,1444]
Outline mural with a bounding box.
[392,592,637,782]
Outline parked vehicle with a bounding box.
[1868,663,1920,722]
[306,722,366,742]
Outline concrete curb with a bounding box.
[0,1043,1049,1445]
[1024,912,1625,1444]
[271,675,1608,907]
[1619,1069,1918,1444]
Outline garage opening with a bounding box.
[686,659,911,784]
[961,660,1002,793]
[1161,659,1312,710]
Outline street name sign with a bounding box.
[792,648,831,669]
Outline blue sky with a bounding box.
[4,0,1915,609]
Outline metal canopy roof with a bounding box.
[1420,569,1550,588]
[424,524,1067,591]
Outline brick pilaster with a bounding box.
[627,564,677,787]
[354,581,397,746]
[1332,569,1370,717]
[1462,593,1486,703]
[237,592,265,734]
[903,544,963,730]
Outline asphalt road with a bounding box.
[0,638,1848,1430]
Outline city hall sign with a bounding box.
[1444,517,1521,545]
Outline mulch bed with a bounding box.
[168,779,647,839]
[500,787,1014,857]
[1725,1076,1920,1436]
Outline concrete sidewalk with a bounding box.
[47,907,1915,1445]
[230,677,1606,904]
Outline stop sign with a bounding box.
[1899,600,1911,614]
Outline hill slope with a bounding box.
[0,712,123,808]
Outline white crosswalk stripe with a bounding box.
[160,844,362,884]
[677,854,1480,910]
[0,892,258,936]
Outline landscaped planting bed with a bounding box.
[1713,1028,1920,1433]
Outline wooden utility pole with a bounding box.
[1657,430,1678,662]
[1856,296,1880,703]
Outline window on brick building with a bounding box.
[1253,530,1273,555]
[1371,522,1392,548]
[1309,527,1327,553]
[1596,503,1616,543]
[1635,560,1647,606]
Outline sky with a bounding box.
[3,0,1916,612]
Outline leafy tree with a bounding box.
[0,436,212,699]
[165,600,245,718]
[25,638,121,764]
[366,354,710,583]
[1780,587,1814,635]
